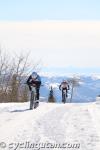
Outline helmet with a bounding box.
[63,80,67,82]
[63,80,68,83]
[31,72,37,79]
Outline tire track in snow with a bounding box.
[0,102,58,143]
[0,102,100,150]
[35,103,100,150]
[59,104,100,150]
[36,104,72,143]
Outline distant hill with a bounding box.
[40,74,100,103]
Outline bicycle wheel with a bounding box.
[30,91,34,110]
[62,93,66,103]
[33,95,37,109]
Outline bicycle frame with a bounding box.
[30,86,37,109]
[31,86,36,93]
[62,89,67,103]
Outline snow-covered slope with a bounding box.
[0,101,100,150]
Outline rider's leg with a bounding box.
[66,88,68,97]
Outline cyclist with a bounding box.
[26,72,41,101]
[59,80,70,103]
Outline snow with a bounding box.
[0,101,100,150]
[91,74,100,80]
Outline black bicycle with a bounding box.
[62,89,67,103]
[30,85,39,109]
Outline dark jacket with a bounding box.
[26,75,41,90]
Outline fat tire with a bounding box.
[62,93,66,104]
[30,91,34,110]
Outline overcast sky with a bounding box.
[0,0,100,73]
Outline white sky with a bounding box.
[0,21,100,68]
